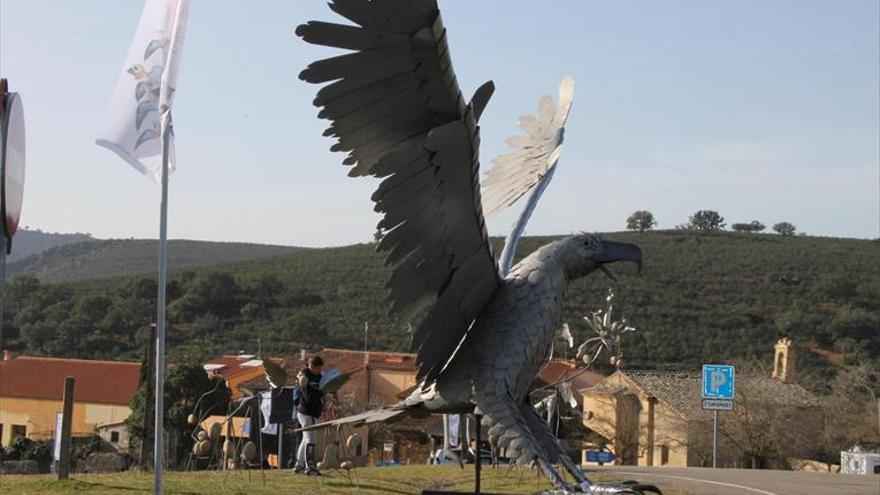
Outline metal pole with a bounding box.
[474,414,482,495]
[153,4,184,492]
[277,422,283,469]
[441,414,449,462]
[712,410,718,468]
[153,115,170,494]
[141,324,156,470]
[58,376,75,480]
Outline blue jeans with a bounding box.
[294,413,318,470]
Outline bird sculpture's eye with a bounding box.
[583,239,591,247]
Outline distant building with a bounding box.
[222,349,598,465]
[234,347,421,407]
[580,338,820,468]
[217,348,422,466]
[0,356,140,447]
[841,444,880,475]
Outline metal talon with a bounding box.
[539,483,663,495]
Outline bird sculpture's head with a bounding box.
[558,234,642,281]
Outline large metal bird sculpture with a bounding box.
[296,2,656,493]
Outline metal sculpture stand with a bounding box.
[422,414,500,495]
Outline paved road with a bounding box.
[589,465,879,495]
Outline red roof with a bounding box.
[536,359,606,391]
[284,348,418,375]
[0,356,141,405]
[238,348,418,392]
[202,355,281,379]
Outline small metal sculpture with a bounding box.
[296,2,657,493]
[577,289,635,370]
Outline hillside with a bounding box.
[3,231,878,390]
[6,229,97,263]
[7,238,304,282]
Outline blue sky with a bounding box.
[1,0,878,247]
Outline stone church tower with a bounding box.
[772,337,794,382]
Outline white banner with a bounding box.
[53,412,63,462]
[96,0,189,181]
[448,414,460,448]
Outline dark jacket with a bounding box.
[297,367,323,417]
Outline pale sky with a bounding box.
[1,0,878,247]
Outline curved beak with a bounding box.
[595,241,642,274]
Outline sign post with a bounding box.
[702,364,735,468]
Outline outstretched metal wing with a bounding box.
[481,76,574,219]
[297,0,501,384]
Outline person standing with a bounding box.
[293,355,323,474]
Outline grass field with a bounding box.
[0,465,642,495]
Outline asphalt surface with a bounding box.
[588,465,879,495]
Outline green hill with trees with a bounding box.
[2,231,877,392]
[6,228,97,263]
[7,238,304,282]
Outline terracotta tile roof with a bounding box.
[621,370,704,419]
[0,356,141,405]
[536,359,606,392]
[284,348,418,374]
[238,348,417,392]
[202,355,281,379]
[589,369,819,420]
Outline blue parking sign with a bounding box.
[702,365,735,399]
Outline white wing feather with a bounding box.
[481,76,575,219]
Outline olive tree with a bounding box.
[773,222,796,237]
[687,210,726,233]
[626,211,657,233]
[732,221,765,233]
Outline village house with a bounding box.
[0,355,140,449]
[201,349,601,466]
[580,338,821,468]
[196,348,422,467]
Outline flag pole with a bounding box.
[154,3,184,493]
[153,112,170,494]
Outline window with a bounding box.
[660,445,669,465]
[355,444,362,456]
[11,424,27,441]
[0,424,4,443]
[110,431,120,443]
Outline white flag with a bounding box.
[96,0,189,181]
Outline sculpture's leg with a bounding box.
[477,393,577,491]
[520,402,592,490]
[520,403,664,494]
[536,457,575,489]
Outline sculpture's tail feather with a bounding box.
[479,393,562,481]
[296,405,410,432]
